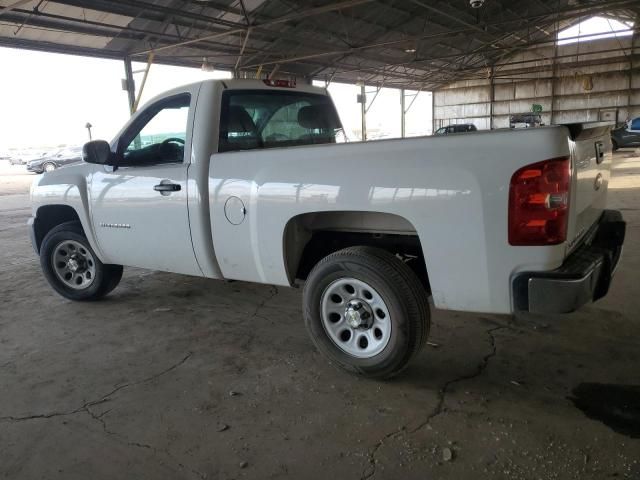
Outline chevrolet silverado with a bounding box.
[29,79,626,378]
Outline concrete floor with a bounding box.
[1,153,639,480]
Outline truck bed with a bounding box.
[206,125,600,314]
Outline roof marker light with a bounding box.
[263,79,296,88]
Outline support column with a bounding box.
[123,56,136,116]
[489,67,494,130]
[400,89,406,138]
[360,84,367,141]
[431,90,436,135]
[628,31,636,122]
[550,43,558,125]
[132,53,155,114]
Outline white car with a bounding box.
[10,149,47,165]
[29,79,626,378]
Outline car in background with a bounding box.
[510,113,543,129]
[27,146,83,173]
[9,154,26,165]
[434,124,477,135]
[9,149,48,166]
[611,117,640,151]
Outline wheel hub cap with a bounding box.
[345,301,373,329]
[67,257,81,273]
[345,307,361,328]
[51,240,96,290]
[320,278,391,359]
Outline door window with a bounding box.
[630,117,640,131]
[120,94,191,166]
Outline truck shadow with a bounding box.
[104,272,640,442]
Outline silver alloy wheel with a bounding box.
[320,277,391,358]
[44,163,56,173]
[51,240,96,290]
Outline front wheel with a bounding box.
[303,246,430,379]
[43,162,57,173]
[40,222,123,301]
[611,139,619,151]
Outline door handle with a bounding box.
[154,183,181,192]
[595,141,605,164]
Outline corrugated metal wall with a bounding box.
[434,35,639,130]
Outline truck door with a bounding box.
[89,92,201,276]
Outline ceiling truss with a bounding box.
[0,0,638,89]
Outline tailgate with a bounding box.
[564,122,613,252]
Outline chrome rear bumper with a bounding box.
[513,210,626,314]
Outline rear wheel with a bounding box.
[40,222,123,301]
[303,246,430,379]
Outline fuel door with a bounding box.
[224,196,246,225]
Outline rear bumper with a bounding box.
[513,210,626,314]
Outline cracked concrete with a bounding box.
[362,324,506,479]
[1,153,640,479]
[411,324,506,432]
[1,353,192,423]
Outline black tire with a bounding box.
[43,162,57,173]
[303,246,430,379]
[612,139,619,152]
[40,221,123,301]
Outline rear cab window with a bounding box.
[218,90,344,153]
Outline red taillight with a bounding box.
[508,157,571,246]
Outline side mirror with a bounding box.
[83,140,114,165]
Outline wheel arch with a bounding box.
[282,210,430,291]
[32,204,83,254]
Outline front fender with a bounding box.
[30,165,104,262]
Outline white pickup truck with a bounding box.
[30,79,625,378]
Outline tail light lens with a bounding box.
[509,157,571,246]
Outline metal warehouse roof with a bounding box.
[0,0,638,89]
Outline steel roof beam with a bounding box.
[3,7,268,58]
[0,0,32,18]
[131,0,375,55]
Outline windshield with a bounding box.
[219,90,345,152]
